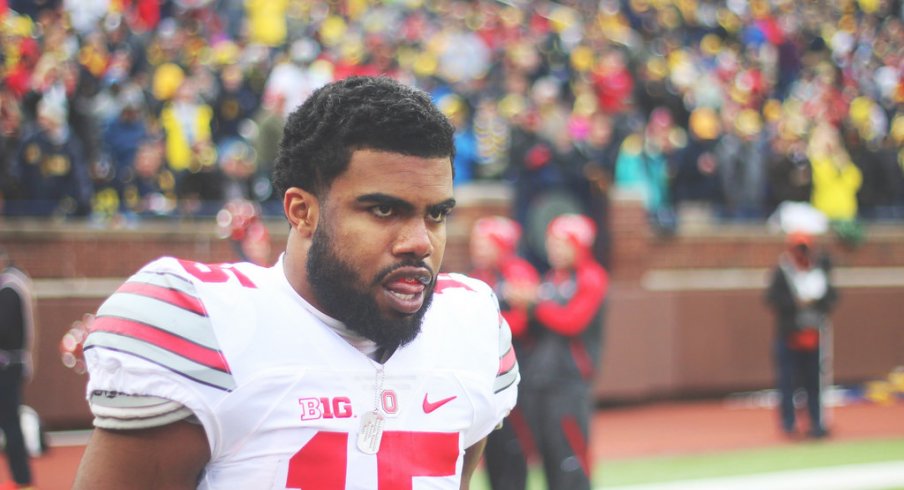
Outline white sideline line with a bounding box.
[602,461,904,490]
[45,430,93,447]
[32,278,123,299]
[32,267,904,299]
[642,267,904,291]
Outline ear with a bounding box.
[284,187,319,238]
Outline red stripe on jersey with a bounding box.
[117,282,207,316]
[90,316,230,373]
[434,276,476,294]
[497,345,517,376]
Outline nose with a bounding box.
[393,218,433,259]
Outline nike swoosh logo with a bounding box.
[422,394,457,414]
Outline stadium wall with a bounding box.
[3,185,903,428]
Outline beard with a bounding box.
[306,222,435,350]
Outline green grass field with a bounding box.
[471,437,904,489]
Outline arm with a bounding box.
[73,420,210,490]
[459,436,488,490]
[0,288,24,347]
[816,254,839,313]
[500,260,540,337]
[0,286,29,378]
[764,266,796,314]
[533,265,608,336]
[500,307,529,337]
[816,284,838,314]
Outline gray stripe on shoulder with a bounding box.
[96,294,220,350]
[85,332,236,391]
[494,365,519,394]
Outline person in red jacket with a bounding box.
[469,216,539,337]
[468,216,539,490]
[517,213,609,490]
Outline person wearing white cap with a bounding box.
[765,231,838,439]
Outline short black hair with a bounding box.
[272,76,456,199]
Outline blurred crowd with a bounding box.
[0,0,902,238]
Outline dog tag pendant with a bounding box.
[357,410,384,454]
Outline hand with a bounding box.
[797,298,815,307]
[60,314,92,375]
[504,281,538,309]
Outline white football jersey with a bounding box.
[84,256,519,489]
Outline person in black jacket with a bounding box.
[514,214,609,489]
[765,231,838,439]
[8,98,93,217]
[0,247,35,489]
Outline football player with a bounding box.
[73,77,519,490]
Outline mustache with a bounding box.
[372,261,436,287]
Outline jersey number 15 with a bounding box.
[287,430,459,489]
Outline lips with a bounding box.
[381,268,433,315]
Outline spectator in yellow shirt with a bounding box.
[245,0,288,49]
[159,79,215,174]
[808,122,862,222]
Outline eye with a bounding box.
[427,207,451,223]
[371,204,394,218]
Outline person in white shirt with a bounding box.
[765,231,837,439]
[73,76,519,490]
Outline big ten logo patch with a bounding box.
[299,397,353,421]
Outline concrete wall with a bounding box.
[3,185,903,428]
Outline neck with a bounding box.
[283,232,318,309]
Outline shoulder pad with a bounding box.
[84,257,236,391]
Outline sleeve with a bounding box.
[494,313,519,397]
[501,307,529,338]
[441,274,519,448]
[533,264,608,336]
[463,298,519,449]
[816,260,839,313]
[83,257,235,430]
[0,287,23,346]
[88,391,195,429]
[482,298,519,446]
[765,265,795,314]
